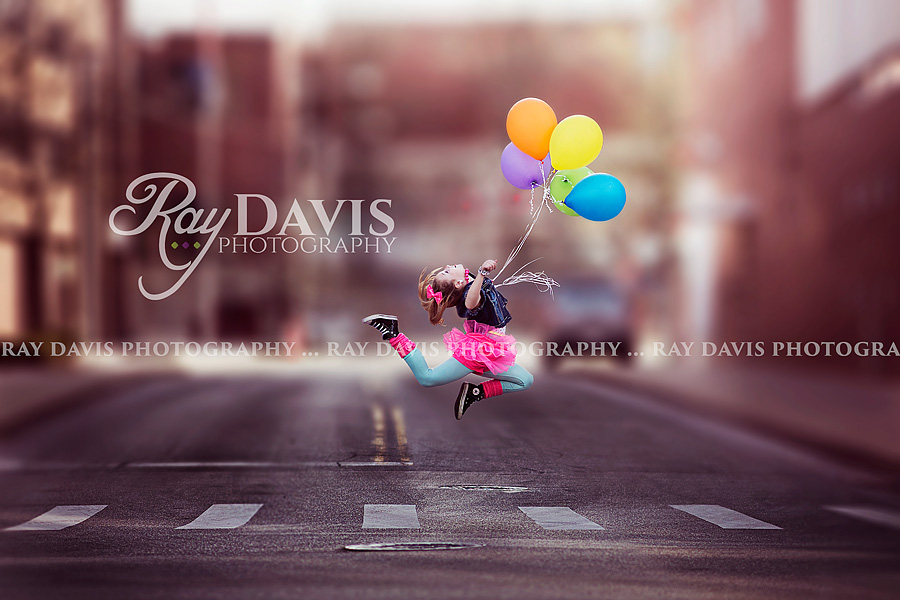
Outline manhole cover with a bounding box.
[438,485,530,493]
[344,542,484,552]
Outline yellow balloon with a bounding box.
[549,115,603,170]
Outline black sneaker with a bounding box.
[362,314,399,340]
[454,382,484,420]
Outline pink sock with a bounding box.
[389,333,416,358]
[483,379,503,398]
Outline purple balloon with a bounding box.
[500,143,552,189]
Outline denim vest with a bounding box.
[456,277,512,328]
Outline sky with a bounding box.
[128,0,668,39]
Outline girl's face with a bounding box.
[434,263,468,290]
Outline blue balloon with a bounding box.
[563,173,626,221]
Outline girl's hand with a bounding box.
[467,259,496,309]
[480,259,497,273]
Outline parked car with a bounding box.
[540,276,634,370]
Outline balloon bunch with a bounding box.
[501,97,626,222]
[491,98,626,294]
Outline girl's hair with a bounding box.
[418,267,466,325]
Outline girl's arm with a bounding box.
[464,259,497,310]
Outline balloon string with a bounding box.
[495,257,560,295]
[494,188,544,279]
[493,162,560,295]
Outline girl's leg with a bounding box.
[382,330,474,388]
[470,363,533,401]
[401,346,475,388]
[487,363,534,393]
[454,361,533,419]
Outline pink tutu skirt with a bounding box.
[443,320,517,374]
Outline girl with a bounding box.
[363,259,533,420]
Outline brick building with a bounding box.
[0,0,124,343]
[116,33,307,341]
[676,0,900,375]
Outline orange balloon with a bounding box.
[506,98,557,160]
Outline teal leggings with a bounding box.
[401,348,533,393]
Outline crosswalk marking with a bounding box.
[5,505,107,531]
[22,503,900,534]
[519,507,604,530]
[362,504,420,529]
[824,505,900,531]
[670,505,781,529]
[176,504,263,530]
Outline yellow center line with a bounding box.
[391,406,412,464]
[371,405,387,462]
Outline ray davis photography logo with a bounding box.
[109,172,396,300]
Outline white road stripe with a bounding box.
[670,505,782,529]
[362,504,420,529]
[519,507,604,530]
[127,461,337,469]
[129,462,284,468]
[339,461,413,467]
[176,504,263,529]
[824,505,900,531]
[5,505,107,531]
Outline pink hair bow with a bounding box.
[426,285,443,304]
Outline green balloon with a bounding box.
[549,167,592,216]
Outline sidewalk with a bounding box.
[0,354,410,434]
[572,360,900,469]
[3,358,898,470]
[0,368,130,434]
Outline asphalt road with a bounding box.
[0,367,898,599]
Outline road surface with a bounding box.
[0,368,898,599]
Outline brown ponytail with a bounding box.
[418,267,466,325]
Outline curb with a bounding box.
[572,365,900,476]
[0,368,166,435]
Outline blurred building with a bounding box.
[0,3,318,345]
[302,20,679,338]
[0,0,124,344]
[676,0,900,375]
[118,32,308,341]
